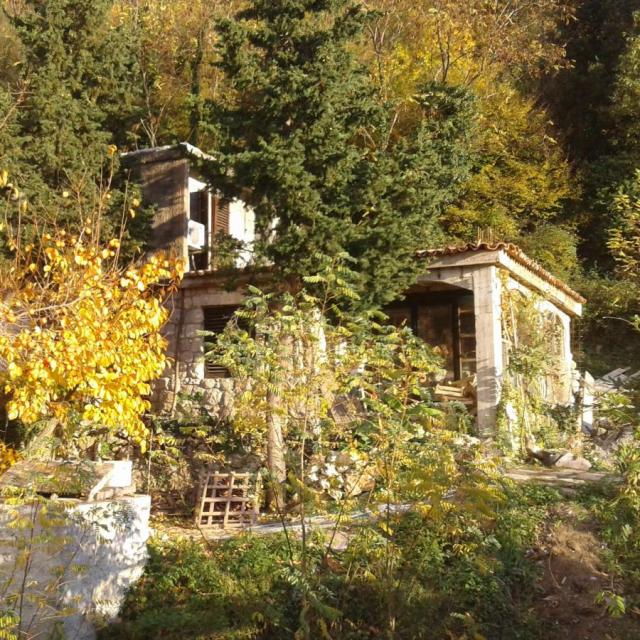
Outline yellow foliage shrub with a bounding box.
[0,232,183,447]
[0,442,19,474]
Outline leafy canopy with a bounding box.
[7,0,143,186]
[0,226,182,446]
[0,0,146,251]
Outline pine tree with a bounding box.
[5,0,142,197]
[0,0,147,250]
[0,87,23,179]
[202,0,475,308]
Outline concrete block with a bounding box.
[0,494,151,640]
[105,461,133,489]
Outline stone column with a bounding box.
[472,265,504,437]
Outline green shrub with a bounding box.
[105,483,555,640]
[327,485,554,639]
[102,535,297,640]
[585,438,640,605]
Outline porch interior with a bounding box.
[384,281,477,388]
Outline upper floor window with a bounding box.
[188,180,231,272]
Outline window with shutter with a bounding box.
[189,190,209,270]
[213,198,230,234]
[189,191,208,225]
[203,305,238,378]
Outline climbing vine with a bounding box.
[496,271,577,455]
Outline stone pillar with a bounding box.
[472,266,504,437]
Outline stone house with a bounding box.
[125,144,585,437]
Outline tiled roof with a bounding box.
[417,242,586,304]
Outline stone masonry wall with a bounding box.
[151,280,246,419]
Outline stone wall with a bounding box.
[0,494,151,640]
[151,276,248,419]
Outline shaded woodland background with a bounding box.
[2,0,640,372]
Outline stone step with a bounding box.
[505,467,616,488]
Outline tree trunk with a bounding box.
[266,388,287,512]
[264,324,293,512]
[188,27,205,147]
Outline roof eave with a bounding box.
[120,142,215,166]
[419,245,584,317]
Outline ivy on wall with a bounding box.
[496,271,580,456]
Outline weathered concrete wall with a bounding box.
[123,148,190,265]
[141,157,189,264]
[0,494,151,640]
[505,275,576,405]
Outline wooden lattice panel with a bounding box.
[196,472,259,529]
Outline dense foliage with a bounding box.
[0,0,638,361]
[103,484,557,640]
[0,204,182,451]
[198,0,474,307]
[2,0,640,637]
[0,0,148,249]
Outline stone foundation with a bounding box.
[0,494,151,639]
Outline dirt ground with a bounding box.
[530,503,640,640]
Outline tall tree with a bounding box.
[443,83,572,243]
[6,0,143,198]
[201,0,475,308]
[540,1,640,269]
[0,0,150,256]
[113,0,243,148]
[365,0,572,97]
[361,0,576,276]
[541,0,640,166]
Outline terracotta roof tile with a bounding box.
[417,242,586,304]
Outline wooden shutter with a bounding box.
[189,190,209,271]
[203,305,238,378]
[213,198,230,234]
[190,190,208,225]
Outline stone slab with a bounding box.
[0,460,132,499]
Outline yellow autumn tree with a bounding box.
[362,0,576,274]
[0,228,182,448]
[112,0,244,147]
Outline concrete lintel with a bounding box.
[416,266,474,291]
[423,250,501,271]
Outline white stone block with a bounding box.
[0,494,151,640]
[104,461,132,489]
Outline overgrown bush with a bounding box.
[104,483,556,640]
[583,432,640,612]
